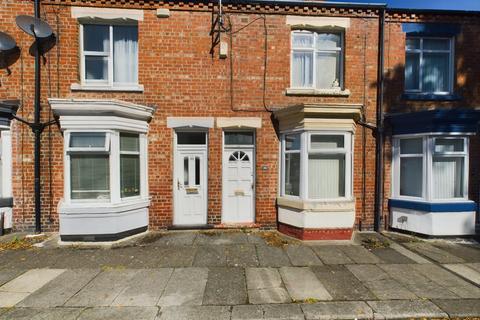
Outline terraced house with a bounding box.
[0,0,478,241]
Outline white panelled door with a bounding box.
[174,131,208,226]
[222,148,254,223]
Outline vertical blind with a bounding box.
[308,154,345,199]
[113,26,138,84]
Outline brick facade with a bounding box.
[0,0,478,238]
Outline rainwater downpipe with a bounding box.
[373,8,385,232]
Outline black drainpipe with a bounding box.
[374,8,385,232]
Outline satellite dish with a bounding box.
[29,33,56,56]
[0,32,20,72]
[16,15,53,39]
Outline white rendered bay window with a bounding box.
[393,135,468,201]
[281,131,352,200]
[80,23,138,86]
[291,30,343,89]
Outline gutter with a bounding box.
[222,0,387,10]
[373,7,385,232]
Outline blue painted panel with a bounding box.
[386,109,480,135]
[402,23,461,36]
[389,199,477,212]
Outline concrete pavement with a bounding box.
[0,230,479,319]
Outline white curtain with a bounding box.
[113,26,138,84]
[405,52,420,91]
[400,157,423,197]
[308,154,345,199]
[433,157,463,199]
[292,51,313,87]
[423,52,449,92]
[316,52,339,89]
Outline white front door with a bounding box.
[174,132,208,225]
[222,148,254,223]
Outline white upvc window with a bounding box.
[291,30,344,89]
[392,135,468,202]
[64,130,147,203]
[281,131,352,201]
[405,37,454,94]
[80,23,138,87]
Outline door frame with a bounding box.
[221,129,256,224]
[173,129,209,226]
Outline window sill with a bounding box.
[277,196,355,212]
[286,88,350,97]
[402,93,461,101]
[59,197,150,215]
[70,83,144,92]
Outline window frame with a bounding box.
[120,133,141,199]
[404,36,455,95]
[280,130,352,201]
[79,22,139,88]
[392,134,469,202]
[290,30,344,90]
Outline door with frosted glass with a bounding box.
[174,132,208,225]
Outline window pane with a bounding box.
[308,154,345,199]
[423,39,450,51]
[224,132,254,145]
[183,157,189,185]
[195,157,200,186]
[435,138,464,153]
[316,52,340,88]
[292,33,313,48]
[71,154,110,200]
[292,51,313,87]
[432,157,464,199]
[177,132,206,145]
[285,134,301,151]
[405,52,420,90]
[400,138,422,154]
[284,153,300,196]
[311,135,344,149]
[113,25,138,83]
[400,157,423,197]
[70,132,106,148]
[120,133,139,152]
[83,25,109,52]
[316,33,341,49]
[422,52,450,92]
[85,56,108,81]
[121,154,140,197]
[406,38,420,50]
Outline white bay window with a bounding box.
[281,131,352,201]
[393,135,468,201]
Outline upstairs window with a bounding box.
[81,23,138,86]
[291,31,343,90]
[405,37,453,94]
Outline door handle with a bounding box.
[177,179,183,190]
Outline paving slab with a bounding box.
[0,292,31,307]
[262,304,304,320]
[369,248,415,264]
[0,269,25,286]
[388,243,431,264]
[433,299,480,317]
[150,232,197,246]
[246,233,268,245]
[158,306,231,320]
[195,232,249,245]
[432,243,480,262]
[246,268,282,290]
[78,307,158,320]
[311,265,376,301]
[231,305,264,320]
[279,267,332,301]
[154,246,197,267]
[285,245,323,266]
[18,269,101,307]
[443,263,480,285]
[405,242,465,263]
[412,264,480,298]
[302,301,373,320]
[346,264,389,282]
[0,268,65,293]
[467,262,480,272]
[193,246,227,267]
[203,267,247,305]
[65,269,138,307]
[257,245,291,267]
[311,246,354,265]
[226,244,259,267]
[158,268,208,306]
[367,300,448,319]
[112,268,173,306]
[338,246,381,264]
[248,287,291,304]
[0,307,84,320]
[379,264,458,299]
